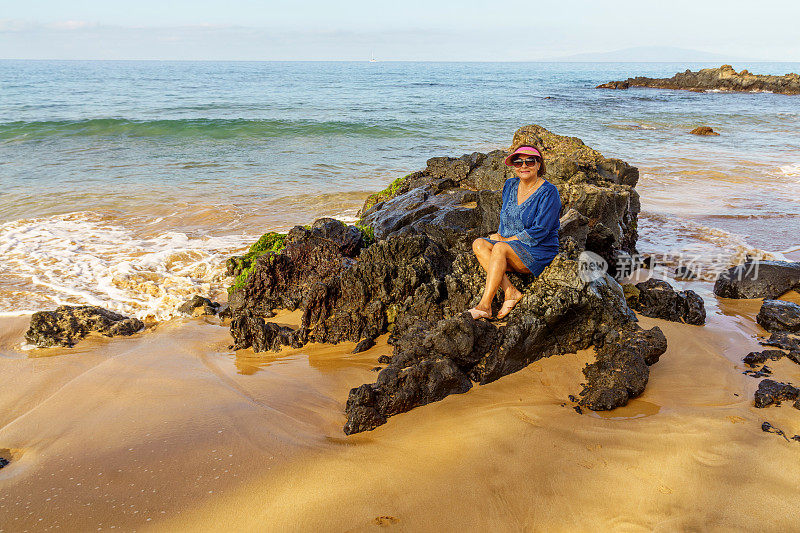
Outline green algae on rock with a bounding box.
[360,173,416,214]
[226,232,287,294]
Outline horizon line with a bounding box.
[2,58,797,63]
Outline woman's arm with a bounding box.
[513,187,561,245]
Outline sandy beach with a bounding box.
[2,285,799,531]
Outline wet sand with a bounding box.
[2,292,800,531]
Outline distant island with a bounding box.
[597,65,800,95]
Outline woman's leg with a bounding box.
[471,238,518,300]
[470,239,529,316]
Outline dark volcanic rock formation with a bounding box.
[622,279,706,325]
[757,300,800,333]
[359,124,641,270]
[713,260,800,299]
[754,379,800,408]
[228,125,666,434]
[343,254,667,434]
[761,332,800,354]
[25,305,144,348]
[597,65,800,95]
[743,349,789,367]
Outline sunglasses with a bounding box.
[511,157,540,168]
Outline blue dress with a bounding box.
[481,178,561,276]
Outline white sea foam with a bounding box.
[0,212,254,321]
[779,162,800,181]
[637,212,780,281]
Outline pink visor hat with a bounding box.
[504,146,542,167]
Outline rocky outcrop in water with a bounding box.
[622,279,706,325]
[25,305,144,348]
[689,126,719,136]
[228,125,666,434]
[713,261,800,299]
[597,65,800,95]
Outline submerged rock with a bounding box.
[757,300,800,333]
[689,126,720,136]
[25,305,144,348]
[597,65,800,95]
[622,279,706,325]
[754,379,800,408]
[713,260,800,299]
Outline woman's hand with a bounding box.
[489,233,503,241]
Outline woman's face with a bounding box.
[512,156,540,181]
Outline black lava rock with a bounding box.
[757,300,800,333]
[623,278,706,325]
[754,379,800,408]
[714,260,800,299]
[743,349,787,367]
[25,305,144,348]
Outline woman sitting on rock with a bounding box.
[468,145,561,320]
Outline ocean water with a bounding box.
[1,60,799,319]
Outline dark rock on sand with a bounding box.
[0,457,8,469]
[25,305,144,348]
[689,126,720,136]
[743,365,772,378]
[743,349,787,367]
[229,125,666,434]
[761,421,791,442]
[757,300,800,333]
[760,332,800,353]
[622,279,706,325]
[344,253,667,433]
[597,65,800,95]
[230,316,303,352]
[377,355,392,364]
[579,326,667,410]
[353,337,376,353]
[178,295,220,316]
[713,260,800,299]
[754,379,800,408]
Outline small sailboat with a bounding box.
[369,51,377,63]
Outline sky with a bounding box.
[1,0,799,61]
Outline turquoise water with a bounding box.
[1,61,799,317]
